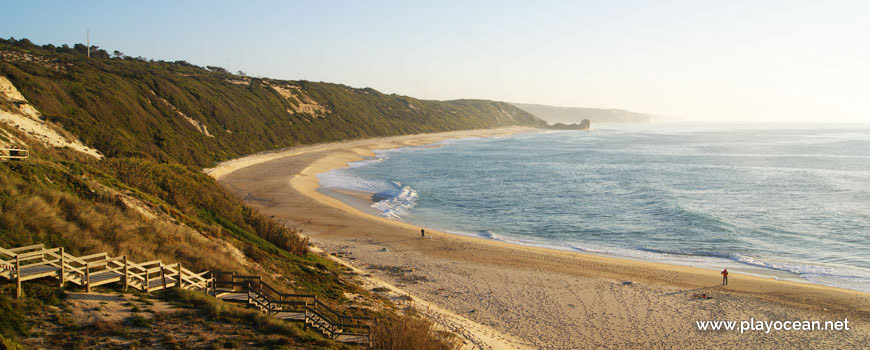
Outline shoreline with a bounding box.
[210,127,870,349]
[317,184,826,291]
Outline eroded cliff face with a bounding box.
[269,83,330,120]
[0,41,545,167]
[0,75,102,157]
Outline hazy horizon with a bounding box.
[2,1,868,123]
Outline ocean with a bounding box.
[318,124,870,292]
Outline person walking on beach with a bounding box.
[721,268,728,285]
[420,228,425,238]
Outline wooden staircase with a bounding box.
[0,243,371,347]
[0,244,211,296]
[213,272,372,345]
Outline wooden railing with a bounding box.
[0,148,28,161]
[0,244,213,298]
[214,271,372,343]
[1,244,372,346]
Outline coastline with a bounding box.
[210,127,870,349]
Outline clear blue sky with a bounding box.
[2,1,868,122]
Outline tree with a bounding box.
[113,50,124,58]
[237,71,247,76]
[206,66,228,74]
[73,43,88,55]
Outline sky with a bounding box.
[1,1,868,123]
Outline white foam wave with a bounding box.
[569,244,870,292]
[317,169,393,194]
[732,255,870,292]
[476,230,504,241]
[371,181,418,220]
[346,152,390,168]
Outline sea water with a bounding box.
[318,124,870,292]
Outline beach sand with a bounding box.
[208,127,870,349]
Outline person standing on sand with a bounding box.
[421,228,425,238]
[721,268,728,285]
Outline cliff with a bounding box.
[0,38,546,168]
[512,102,651,124]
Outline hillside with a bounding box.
[512,102,651,124]
[0,38,546,168]
[0,37,529,349]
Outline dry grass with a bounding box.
[163,288,329,347]
[101,157,309,257]
[371,308,461,350]
[0,171,241,273]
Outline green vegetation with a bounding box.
[0,37,545,168]
[164,288,329,346]
[0,37,503,349]
[371,308,460,350]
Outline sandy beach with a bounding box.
[208,127,870,349]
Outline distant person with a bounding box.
[421,228,425,238]
[721,268,728,285]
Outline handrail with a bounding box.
[0,246,17,257]
[313,298,344,322]
[77,252,108,261]
[308,305,340,326]
[137,260,162,267]
[8,244,44,253]
[0,246,371,344]
[15,248,59,260]
[62,252,88,265]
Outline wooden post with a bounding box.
[59,247,65,288]
[177,263,182,289]
[161,265,167,291]
[145,268,150,292]
[123,256,129,291]
[15,255,21,299]
[85,262,91,293]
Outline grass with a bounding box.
[124,314,151,328]
[0,280,70,349]
[0,37,545,168]
[371,308,461,350]
[0,36,512,348]
[163,288,333,347]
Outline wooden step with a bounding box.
[335,334,370,345]
[145,277,178,292]
[87,271,124,287]
[16,265,59,282]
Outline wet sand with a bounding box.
[208,127,870,349]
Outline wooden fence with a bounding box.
[0,243,370,346]
[213,271,371,344]
[0,148,28,161]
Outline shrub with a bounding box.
[124,315,151,328]
[0,336,24,350]
[0,296,30,340]
[371,308,460,350]
[23,280,64,305]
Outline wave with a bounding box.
[371,181,418,220]
[613,246,870,292]
[346,152,390,168]
[476,230,505,241]
[319,128,870,293]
